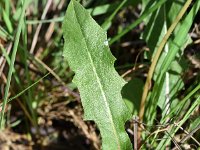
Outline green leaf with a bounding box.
[143,0,193,125]
[62,1,132,149]
[122,78,144,115]
[2,9,13,33]
[154,0,200,124]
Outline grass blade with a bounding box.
[0,0,28,128]
[109,0,167,45]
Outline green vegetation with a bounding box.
[0,0,199,149]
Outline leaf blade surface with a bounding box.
[62,1,132,149]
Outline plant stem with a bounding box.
[0,0,28,129]
[138,0,193,142]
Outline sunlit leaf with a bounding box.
[62,1,132,149]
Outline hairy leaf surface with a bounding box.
[62,1,132,149]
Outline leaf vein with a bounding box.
[72,2,121,149]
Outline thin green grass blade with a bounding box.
[2,9,13,33]
[21,18,38,127]
[156,0,200,83]
[162,83,200,122]
[0,45,11,65]
[5,0,10,15]
[149,0,200,125]
[0,25,13,40]
[25,1,137,25]
[156,95,200,149]
[143,0,187,125]
[1,72,51,106]
[109,0,167,45]
[101,0,127,30]
[62,1,132,149]
[0,38,27,92]
[0,0,28,129]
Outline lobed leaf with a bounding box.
[62,1,132,149]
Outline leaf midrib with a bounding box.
[72,1,120,149]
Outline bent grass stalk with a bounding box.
[138,0,193,141]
